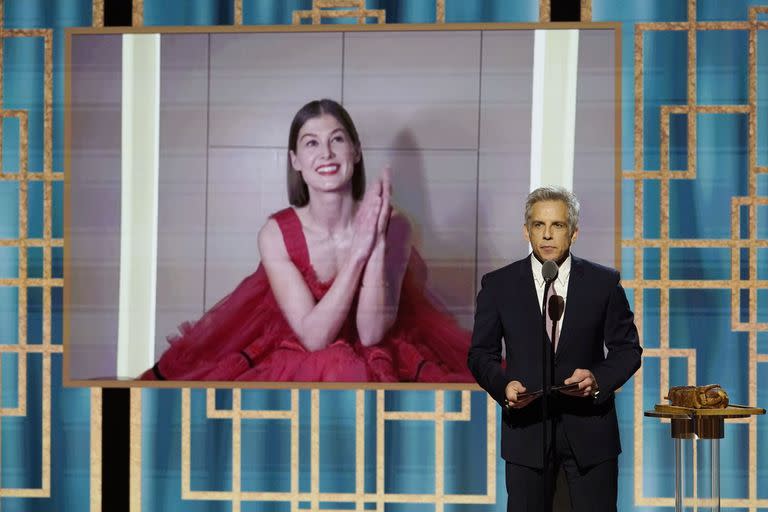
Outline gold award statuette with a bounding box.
[666,384,729,409]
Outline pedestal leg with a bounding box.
[710,438,720,512]
[675,437,685,512]
[695,416,723,512]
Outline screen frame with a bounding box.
[63,21,623,389]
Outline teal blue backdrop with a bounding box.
[1,0,766,510]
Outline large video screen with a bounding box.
[64,24,619,387]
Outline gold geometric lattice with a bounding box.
[292,0,386,25]
[626,0,768,508]
[0,17,60,500]
[235,0,242,25]
[174,389,495,512]
[132,0,144,27]
[94,0,445,26]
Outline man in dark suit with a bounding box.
[468,186,641,512]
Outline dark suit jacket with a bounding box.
[468,255,642,469]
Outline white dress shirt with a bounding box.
[531,254,572,331]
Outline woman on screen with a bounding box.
[140,99,472,382]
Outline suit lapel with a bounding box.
[555,255,584,358]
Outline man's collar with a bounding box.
[531,253,572,288]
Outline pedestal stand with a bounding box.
[644,404,765,512]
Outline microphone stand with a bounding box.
[540,279,553,510]
[546,295,563,511]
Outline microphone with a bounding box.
[547,294,565,322]
[541,259,559,283]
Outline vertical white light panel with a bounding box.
[530,29,579,191]
[117,34,161,378]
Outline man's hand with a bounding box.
[504,380,537,409]
[562,368,599,398]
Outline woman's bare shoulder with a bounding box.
[257,216,287,259]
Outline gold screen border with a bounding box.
[61,21,624,391]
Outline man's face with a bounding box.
[523,199,578,264]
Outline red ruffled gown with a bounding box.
[140,208,473,382]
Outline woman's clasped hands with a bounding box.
[350,167,393,264]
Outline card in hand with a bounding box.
[551,382,581,393]
[516,382,581,399]
[516,389,543,400]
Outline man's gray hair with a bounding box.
[524,186,580,233]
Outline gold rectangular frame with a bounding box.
[62,21,623,390]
